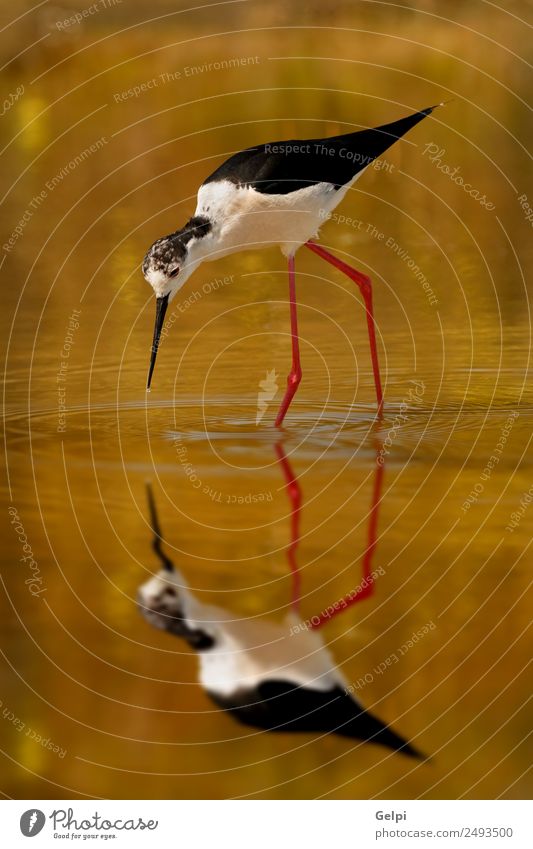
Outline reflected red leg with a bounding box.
[275,442,302,612]
[310,442,385,629]
[305,241,383,415]
[275,254,302,427]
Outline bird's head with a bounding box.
[138,481,214,649]
[143,216,212,389]
[142,233,188,299]
[142,232,194,390]
[137,570,214,649]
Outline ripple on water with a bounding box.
[4,396,533,461]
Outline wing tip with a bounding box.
[422,99,454,116]
[399,740,430,760]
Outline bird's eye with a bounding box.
[169,266,180,279]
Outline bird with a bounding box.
[142,103,444,425]
[137,445,422,756]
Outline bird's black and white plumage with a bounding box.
[138,566,420,756]
[143,105,438,299]
[202,106,434,195]
[137,485,422,757]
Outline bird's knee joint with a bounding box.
[359,276,372,297]
[288,369,302,388]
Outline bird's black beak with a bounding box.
[147,294,169,390]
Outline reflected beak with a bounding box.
[145,481,175,572]
[147,294,169,390]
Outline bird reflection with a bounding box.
[137,443,421,757]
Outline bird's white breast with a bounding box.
[193,174,364,260]
[198,615,344,696]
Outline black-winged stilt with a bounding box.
[143,104,443,425]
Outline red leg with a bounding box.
[275,442,302,612]
[275,254,302,427]
[305,241,383,415]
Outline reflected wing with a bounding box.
[209,680,423,757]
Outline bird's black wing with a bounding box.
[208,680,423,757]
[202,106,438,196]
